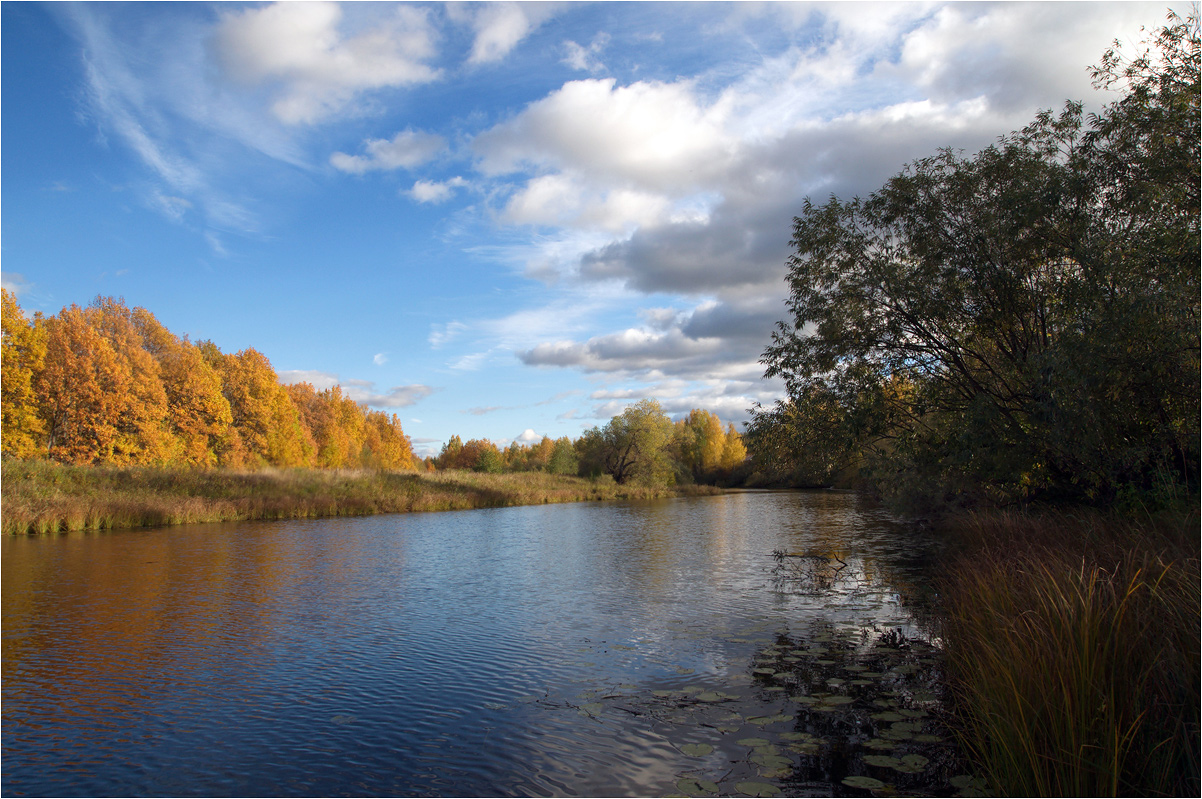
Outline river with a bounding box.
[2,490,971,797]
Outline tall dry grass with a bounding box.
[1,460,720,535]
[938,509,1200,796]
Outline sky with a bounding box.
[1,1,1178,457]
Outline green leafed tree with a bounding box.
[586,399,676,486]
[757,12,1199,506]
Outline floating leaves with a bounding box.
[736,781,781,796]
[678,743,714,757]
[676,777,719,796]
[842,775,887,790]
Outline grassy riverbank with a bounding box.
[0,460,721,535]
[936,507,1200,797]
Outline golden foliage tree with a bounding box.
[86,298,174,464]
[36,304,132,463]
[1,289,47,458]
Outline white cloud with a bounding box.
[277,369,435,408]
[429,320,468,348]
[515,428,541,444]
[373,352,388,366]
[562,32,609,72]
[330,128,447,173]
[455,2,560,65]
[1,272,32,296]
[474,77,734,192]
[410,176,468,203]
[214,1,440,124]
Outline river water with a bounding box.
[2,490,970,797]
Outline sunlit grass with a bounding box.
[938,508,1200,797]
[1,460,720,535]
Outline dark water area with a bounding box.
[2,490,978,797]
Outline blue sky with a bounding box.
[1,1,1173,457]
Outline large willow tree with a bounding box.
[753,13,1199,506]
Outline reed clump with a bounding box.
[938,508,1200,797]
[1,460,720,535]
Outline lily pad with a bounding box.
[913,733,944,743]
[747,713,793,726]
[579,702,604,716]
[737,737,771,747]
[950,775,987,790]
[696,692,725,703]
[751,752,792,769]
[820,695,855,705]
[678,743,714,757]
[871,711,905,722]
[752,668,775,676]
[789,695,818,704]
[787,742,820,755]
[676,777,720,796]
[863,755,900,768]
[736,781,781,796]
[863,738,898,750]
[778,732,815,742]
[842,775,886,790]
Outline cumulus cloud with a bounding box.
[410,176,468,203]
[474,77,733,191]
[330,128,447,173]
[515,428,542,444]
[373,352,388,366]
[214,1,440,124]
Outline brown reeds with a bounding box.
[938,508,1200,796]
[1,460,721,535]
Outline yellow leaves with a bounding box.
[2,294,419,472]
[1,288,47,458]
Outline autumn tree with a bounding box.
[362,409,415,470]
[213,348,313,468]
[35,304,132,463]
[131,308,232,466]
[1,289,47,458]
[83,298,175,464]
[436,435,461,469]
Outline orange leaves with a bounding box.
[1,294,417,472]
[1,288,47,458]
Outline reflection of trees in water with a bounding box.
[770,550,852,596]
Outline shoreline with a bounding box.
[0,460,723,535]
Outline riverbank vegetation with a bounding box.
[938,507,1199,797]
[2,290,749,532]
[0,458,720,535]
[749,13,1198,797]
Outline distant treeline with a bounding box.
[1,291,746,486]
[431,400,747,486]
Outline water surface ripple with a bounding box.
[3,490,955,797]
